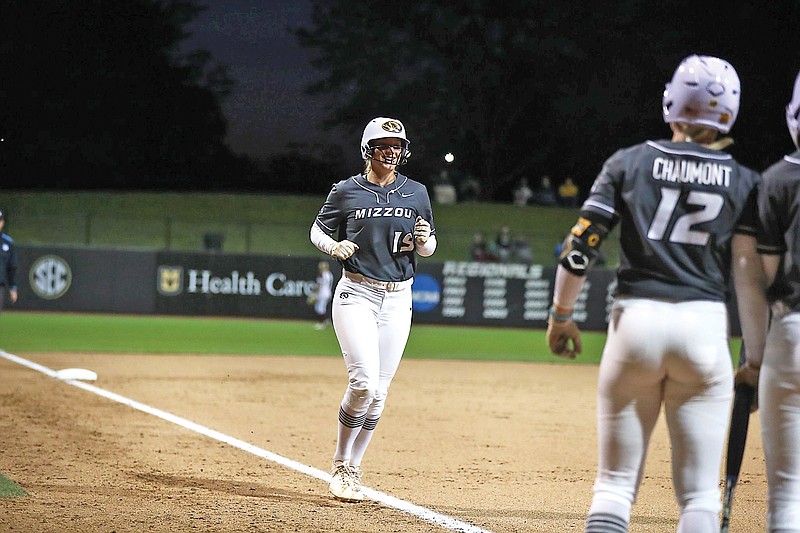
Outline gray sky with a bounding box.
[181,1,346,161]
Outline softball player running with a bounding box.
[310,117,437,502]
[546,55,767,532]
[737,68,800,532]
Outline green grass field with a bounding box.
[0,473,28,498]
[0,311,606,363]
[1,311,744,366]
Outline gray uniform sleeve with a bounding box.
[315,181,347,237]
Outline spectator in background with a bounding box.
[470,232,497,262]
[492,225,513,262]
[432,169,457,204]
[511,233,534,264]
[308,260,334,330]
[557,176,580,208]
[0,209,18,315]
[513,178,534,206]
[534,175,558,206]
[458,174,481,202]
[553,233,567,262]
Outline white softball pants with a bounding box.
[590,298,732,530]
[761,310,800,532]
[332,276,412,420]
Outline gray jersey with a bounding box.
[314,173,435,282]
[756,151,800,310]
[583,140,759,301]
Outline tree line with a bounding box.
[3,1,799,200]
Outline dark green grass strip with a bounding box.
[0,473,28,497]
[0,311,742,365]
[1,311,605,363]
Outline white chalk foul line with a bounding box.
[0,350,493,533]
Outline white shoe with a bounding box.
[314,323,325,330]
[329,460,364,502]
[349,464,363,489]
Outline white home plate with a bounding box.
[55,368,98,381]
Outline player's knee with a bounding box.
[344,385,376,412]
[367,389,388,418]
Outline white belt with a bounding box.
[344,271,413,292]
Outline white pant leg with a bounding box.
[661,301,731,518]
[332,277,383,414]
[590,299,667,522]
[332,277,412,417]
[761,313,800,532]
[372,287,413,419]
[590,298,730,530]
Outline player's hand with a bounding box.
[546,316,582,359]
[414,216,431,244]
[734,363,759,389]
[331,240,359,260]
[734,363,760,412]
[8,289,17,304]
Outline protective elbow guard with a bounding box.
[558,215,609,275]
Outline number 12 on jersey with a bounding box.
[647,187,724,246]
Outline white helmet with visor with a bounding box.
[662,55,740,134]
[360,117,411,165]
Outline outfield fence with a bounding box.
[15,244,739,334]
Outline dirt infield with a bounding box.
[0,352,768,532]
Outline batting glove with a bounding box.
[331,240,359,260]
[414,216,431,244]
[546,315,582,359]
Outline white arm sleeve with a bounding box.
[552,264,586,310]
[310,223,337,256]
[416,235,437,257]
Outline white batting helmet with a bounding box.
[786,70,800,149]
[662,55,741,134]
[360,117,411,164]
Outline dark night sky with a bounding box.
[180,0,350,163]
[178,1,798,181]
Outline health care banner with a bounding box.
[150,252,617,329]
[17,245,736,334]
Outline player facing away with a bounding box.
[736,68,800,532]
[545,55,768,532]
[309,117,437,502]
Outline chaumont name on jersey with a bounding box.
[354,207,416,219]
[652,157,732,187]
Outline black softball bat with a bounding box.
[721,344,756,533]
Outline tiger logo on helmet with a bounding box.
[360,117,411,164]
